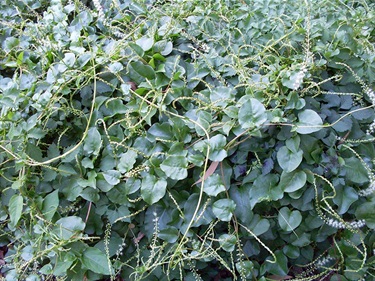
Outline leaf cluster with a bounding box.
[0,0,375,280]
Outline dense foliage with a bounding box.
[1,0,375,280]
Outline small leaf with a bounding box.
[141,175,167,204]
[212,199,236,221]
[82,247,113,275]
[160,155,188,180]
[296,109,323,134]
[9,195,23,227]
[278,207,302,231]
[203,174,226,196]
[248,215,270,236]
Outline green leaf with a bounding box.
[264,250,288,276]
[229,185,252,223]
[62,53,76,67]
[277,146,303,173]
[103,170,121,185]
[295,109,323,134]
[278,207,302,231]
[285,135,300,153]
[53,252,76,276]
[118,150,137,173]
[235,261,254,279]
[136,36,154,51]
[212,199,236,222]
[83,127,102,156]
[147,123,174,141]
[108,62,124,73]
[219,234,237,252]
[9,195,23,227]
[160,155,188,180]
[355,201,375,229]
[248,215,270,236]
[128,61,155,84]
[42,190,59,220]
[203,174,226,196]
[158,226,179,243]
[208,134,227,161]
[344,157,369,184]
[332,186,358,214]
[82,247,113,275]
[141,175,167,204]
[238,97,267,129]
[250,174,281,208]
[278,170,307,192]
[54,216,85,240]
[210,86,235,107]
[283,245,300,259]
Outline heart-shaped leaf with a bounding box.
[278,207,302,231]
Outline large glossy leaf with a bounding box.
[278,207,302,231]
[42,190,59,220]
[277,146,303,173]
[158,226,179,243]
[202,174,226,196]
[344,157,369,184]
[295,109,323,134]
[128,61,155,84]
[83,127,102,156]
[54,216,85,240]
[278,170,307,192]
[141,175,167,204]
[117,150,138,173]
[82,247,113,275]
[9,194,23,227]
[102,170,121,185]
[219,234,237,252]
[355,201,375,229]
[135,36,154,51]
[238,97,267,129]
[332,186,358,214]
[208,134,227,161]
[160,155,188,180]
[212,199,236,221]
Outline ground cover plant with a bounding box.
[0,0,375,280]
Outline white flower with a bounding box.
[326,218,366,229]
[316,256,334,267]
[366,88,375,105]
[358,181,375,196]
[292,67,307,90]
[92,0,105,20]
